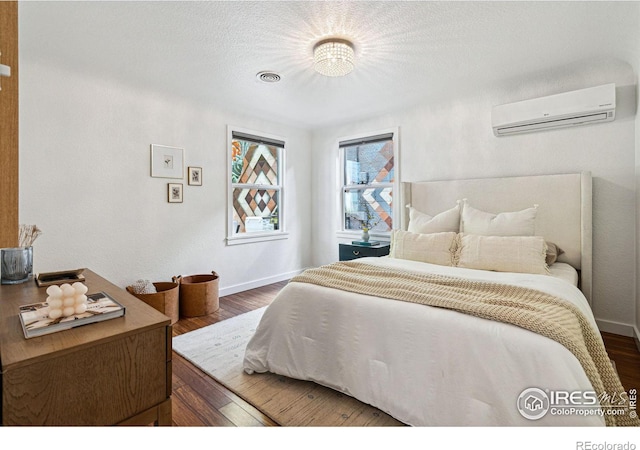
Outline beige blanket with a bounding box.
[292,261,639,426]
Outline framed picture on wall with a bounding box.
[188,167,202,186]
[168,183,183,203]
[151,144,184,179]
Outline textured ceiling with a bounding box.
[19,1,640,130]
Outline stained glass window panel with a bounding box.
[343,187,392,232]
[341,132,395,233]
[232,188,279,234]
[230,130,284,240]
[231,140,279,185]
[344,141,394,186]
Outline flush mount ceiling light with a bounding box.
[313,38,355,77]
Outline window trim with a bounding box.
[336,127,400,240]
[226,125,288,246]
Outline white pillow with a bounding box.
[457,234,549,275]
[461,202,537,236]
[408,204,461,234]
[390,229,458,267]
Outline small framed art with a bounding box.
[151,144,184,179]
[188,166,202,186]
[168,183,183,203]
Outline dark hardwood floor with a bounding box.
[170,281,640,426]
[601,332,640,393]
[171,281,286,426]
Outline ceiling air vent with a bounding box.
[256,71,281,83]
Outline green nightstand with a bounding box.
[339,242,390,261]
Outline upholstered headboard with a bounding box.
[401,172,592,305]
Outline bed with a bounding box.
[243,172,636,426]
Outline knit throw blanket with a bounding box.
[291,261,639,427]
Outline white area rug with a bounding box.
[173,306,266,381]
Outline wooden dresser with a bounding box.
[0,269,172,425]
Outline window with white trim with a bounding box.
[340,131,396,234]
[227,128,286,245]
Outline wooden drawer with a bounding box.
[1,326,168,425]
[339,243,390,261]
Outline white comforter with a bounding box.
[243,257,605,426]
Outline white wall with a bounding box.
[19,60,312,293]
[16,17,640,338]
[636,65,640,344]
[311,59,637,333]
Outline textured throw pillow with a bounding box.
[457,234,549,275]
[390,229,458,266]
[461,202,537,236]
[545,241,565,265]
[408,204,461,234]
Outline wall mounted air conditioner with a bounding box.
[491,83,616,136]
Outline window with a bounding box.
[227,127,286,245]
[340,130,397,235]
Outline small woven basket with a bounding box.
[173,271,219,318]
[126,281,180,324]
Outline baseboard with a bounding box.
[219,268,308,298]
[596,318,635,337]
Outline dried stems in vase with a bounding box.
[18,224,42,248]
